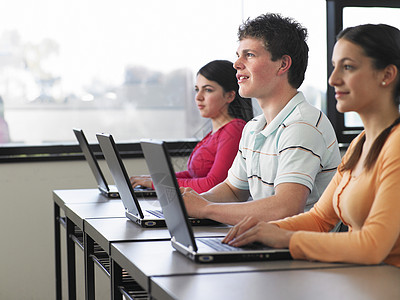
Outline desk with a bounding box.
[110,240,352,299]
[84,217,171,300]
[56,190,400,300]
[151,265,400,300]
[64,201,128,300]
[55,189,230,300]
[85,218,230,300]
[53,189,120,300]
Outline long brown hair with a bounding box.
[341,117,400,172]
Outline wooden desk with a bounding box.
[110,240,352,298]
[53,189,120,300]
[150,265,400,300]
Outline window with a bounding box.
[326,0,400,144]
[0,0,327,159]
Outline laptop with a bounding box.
[96,133,166,227]
[73,128,120,198]
[140,139,292,263]
[74,128,156,198]
[97,133,220,229]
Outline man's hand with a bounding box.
[180,187,211,219]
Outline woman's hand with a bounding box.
[130,175,153,189]
[222,216,293,249]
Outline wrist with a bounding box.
[283,230,294,248]
[200,201,215,219]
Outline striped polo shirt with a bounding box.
[227,92,341,211]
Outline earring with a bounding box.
[382,81,387,86]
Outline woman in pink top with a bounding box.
[223,24,400,267]
[131,60,253,193]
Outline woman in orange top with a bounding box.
[223,23,400,267]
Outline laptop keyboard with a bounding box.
[146,209,164,218]
[197,238,242,252]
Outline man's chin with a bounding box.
[238,88,251,98]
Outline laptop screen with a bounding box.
[141,139,198,251]
[73,128,110,192]
[96,133,143,218]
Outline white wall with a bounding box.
[0,157,161,300]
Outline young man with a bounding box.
[181,13,341,225]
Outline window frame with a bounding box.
[326,0,400,145]
[0,140,197,163]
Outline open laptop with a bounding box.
[74,128,156,198]
[73,128,120,198]
[97,133,220,228]
[96,133,165,227]
[141,139,292,263]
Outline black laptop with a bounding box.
[140,139,292,263]
[74,128,156,198]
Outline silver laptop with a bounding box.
[97,133,220,228]
[141,139,292,263]
[96,133,165,228]
[73,128,120,198]
[74,128,156,198]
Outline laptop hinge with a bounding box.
[171,236,195,253]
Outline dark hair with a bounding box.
[237,13,309,89]
[337,24,400,172]
[198,60,253,122]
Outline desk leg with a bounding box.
[111,259,123,300]
[84,233,95,300]
[66,218,77,300]
[54,203,62,300]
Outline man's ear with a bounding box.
[277,55,292,76]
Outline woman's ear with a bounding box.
[226,91,236,103]
[381,64,398,86]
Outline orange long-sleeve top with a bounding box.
[272,125,400,267]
